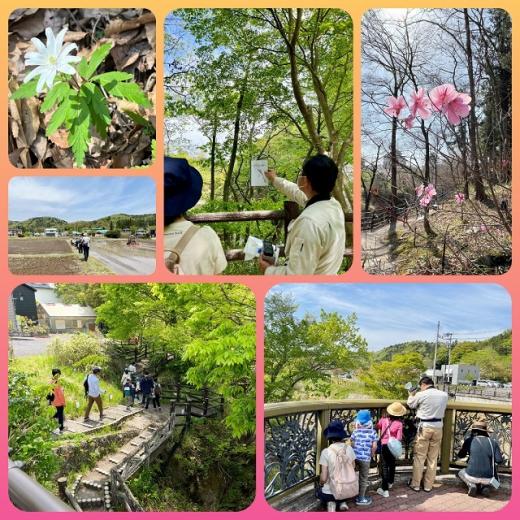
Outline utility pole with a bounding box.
[432,321,440,384]
[442,332,454,391]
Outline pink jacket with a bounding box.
[377,418,403,444]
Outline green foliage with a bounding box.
[128,421,255,511]
[11,42,151,167]
[264,292,368,402]
[360,353,426,399]
[46,333,102,366]
[72,353,110,374]
[8,369,60,483]
[14,316,49,336]
[54,284,104,308]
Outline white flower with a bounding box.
[24,27,81,93]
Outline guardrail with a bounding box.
[8,459,74,512]
[264,399,512,500]
[188,201,353,261]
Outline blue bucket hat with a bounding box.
[164,157,203,217]
[356,409,372,424]
[324,419,348,440]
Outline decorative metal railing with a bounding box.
[264,400,512,500]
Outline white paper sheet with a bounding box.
[251,159,268,187]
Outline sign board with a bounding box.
[251,159,268,187]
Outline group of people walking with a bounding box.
[48,365,163,435]
[120,367,162,411]
[317,377,504,512]
[164,153,346,275]
[71,233,91,261]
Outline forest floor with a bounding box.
[362,197,511,275]
[8,8,156,168]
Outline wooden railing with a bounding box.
[264,399,512,500]
[188,201,353,261]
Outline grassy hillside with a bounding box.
[9,213,156,233]
[374,330,512,382]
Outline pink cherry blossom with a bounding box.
[429,84,459,112]
[415,185,425,197]
[455,192,465,204]
[429,83,471,125]
[424,183,437,197]
[419,195,432,207]
[384,95,406,118]
[402,114,415,129]
[409,88,431,119]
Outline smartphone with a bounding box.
[263,240,274,257]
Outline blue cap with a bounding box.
[164,157,203,217]
[356,409,372,424]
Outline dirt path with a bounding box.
[90,249,156,275]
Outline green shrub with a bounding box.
[105,230,121,238]
[72,353,109,373]
[47,333,102,366]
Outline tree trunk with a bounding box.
[223,73,248,202]
[421,122,435,237]
[464,8,488,203]
[388,116,398,237]
[210,123,217,201]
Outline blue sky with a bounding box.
[267,283,512,351]
[9,177,156,221]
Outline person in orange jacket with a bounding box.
[50,368,66,434]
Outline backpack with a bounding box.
[327,444,359,500]
[83,375,89,397]
[165,225,200,274]
[403,417,418,444]
[154,383,161,396]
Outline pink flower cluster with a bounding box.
[383,84,471,127]
[455,192,465,205]
[416,183,437,207]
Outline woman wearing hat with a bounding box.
[318,419,357,512]
[164,157,227,275]
[457,420,504,497]
[376,402,407,498]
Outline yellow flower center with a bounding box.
[49,55,58,65]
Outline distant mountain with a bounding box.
[375,330,512,381]
[9,213,156,232]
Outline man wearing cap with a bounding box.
[260,154,346,275]
[407,376,448,492]
[84,366,104,422]
[164,157,227,275]
[457,420,504,497]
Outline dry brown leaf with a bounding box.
[112,29,140,46]
[144,23,156,49]
[9,9,39,23]
[104,12,155,36]
[30,133,49,160]
[64,31,88,42]
[48,129,70,149]
[20,97,40,146]
[120,51,140,70]
[9,10,45,39]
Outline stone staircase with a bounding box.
[67,406,184,511]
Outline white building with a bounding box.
[44,228,59,237]
[440,364,480,385]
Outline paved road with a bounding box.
[10,334,73,357]
[90,248,156,275]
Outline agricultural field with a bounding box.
[8,237,156,275]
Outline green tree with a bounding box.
[55,283,104,308]
[360,352,426,399]
[264,292,368,401]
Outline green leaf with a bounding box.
[84,43,113,79]
[40,82,70,113]
[91,71,133,83]
[46,92,73,136]
[11,79,39,100]
[82,82,111,139]
[68,91,91,167]
[105,81,151,108]
[77,57,89,79]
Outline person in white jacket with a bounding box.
[259,154,346,275]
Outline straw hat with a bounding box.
[471,420,488,432]
[387,402,407,417]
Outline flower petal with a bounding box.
[57,62,77,75]
[25,53,48,66]
[54,26,68,54]
[45,27,57,55]
[23,66,43,83]
[30,37,47,54]
[58,42,78,59]
[36,72,48,93]
[45,68,57,90]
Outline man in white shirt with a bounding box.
[84,367,104,422]
[259,155,346,275]
[164,157,227,275]
[81,233,91,262]
[407,376,449,492]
